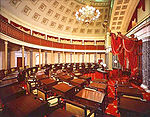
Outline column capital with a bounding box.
[22,45,24,49]
[106,47,112,53]
[5,41,8,45]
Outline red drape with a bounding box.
[111,33,123,55]
[111,33,141,76]
[122,39,139,75]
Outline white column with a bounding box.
[39,49,41,67]
[70,39,72,44]
[78,53,80,63]
[42,51,45,66]
[64,52,66,63]
[51,50,54,64]
[45,34,47,40]
[82,40,84,45]
[58,37,60,43]
[62,51,65,63]
[74,52,76,63]
[89,54,90,63]
[106,32,112,70]
[22,46,24,69]
[27,51,30,67]
[94,40,96,45]
[10,51,15,68]
[85,52,86,63]
[95,52,97,63]
[4,41,8,70]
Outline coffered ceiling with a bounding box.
[109,0,140,34]
[1,0,111,39]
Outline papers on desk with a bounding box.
[97,68,107,73]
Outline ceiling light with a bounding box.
[75,5,100,25]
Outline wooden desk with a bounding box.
[92,78,108,84]
[36,74,48,80]
[79,76,91,84]
[118,97,150,117]
[0,79,18,88]
[40,78,57,90]
[117,81,131,87]
[89,82,107,93]
[58,75,73,83]
[70,79,87,88]
[117,86,143,98]
[75,89,105,112]
[74,72,82,77]
[4,94,49,117]
[0,84,26,103]
[52,83,75,98]
[2,74,18,81]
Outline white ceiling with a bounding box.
[1,0,111,39]
[1,0,139,39]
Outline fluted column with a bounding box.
[27,51,30,67]
[94,52,97,63]
[74,52,76,63]
[62,51,65,63]
[22,46,24,69]
[106,32,112,70]
[39,49,41,67]
[42,51,45,66]
[89,54,90,63]
[51,50,54,64]
[141,40,150,92]
[85,52,86,63]
[78,53,80,63]
[4,41,8,70]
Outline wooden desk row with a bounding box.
[0,84,49,117]
[118,96,150,117]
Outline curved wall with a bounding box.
[0,18,105,52]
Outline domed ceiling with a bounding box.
[1,0,111,39]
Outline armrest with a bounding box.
[87,108,97,117]
[122,95,141,100]
[37,86,47,94]
[47,95,61,101]
[47,95,62,107]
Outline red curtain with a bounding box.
[111,33,141,76]
[111,33,123,55]
[124,41,139,75]
[118,49,124,66]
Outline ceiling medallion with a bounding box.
[75,5,100,25]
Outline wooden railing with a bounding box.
[0,19,105,50]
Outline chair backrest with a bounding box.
[37,88,46,100]
[65,99,95,117]
[66,103,85,117]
